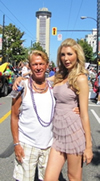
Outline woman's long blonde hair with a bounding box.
[54,38,88,94]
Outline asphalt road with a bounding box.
[0,96,100,181]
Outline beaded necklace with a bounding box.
[30,77,54,127]
[32,79,48,93]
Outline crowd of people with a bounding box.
[87,65,100,105]
[11,38,93,181]
[17,60,56,79]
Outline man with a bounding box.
[11,50,55,181]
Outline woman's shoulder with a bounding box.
[77,74,88,84]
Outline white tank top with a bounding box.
[19,79,55,149]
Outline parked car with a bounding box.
[0,62,16,96]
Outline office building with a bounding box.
[36,7,52,57]
[85,29,97,53]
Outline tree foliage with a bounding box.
[50,61,56,68]
[1,23,27,64]
[30,42,47,54]
[77,39,94,63]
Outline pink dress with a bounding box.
[52,82,85,154]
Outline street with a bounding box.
[0,95,100,181]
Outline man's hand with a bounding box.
[73,107,80,114]
[14,144,25,163]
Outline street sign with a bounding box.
[52,27,57,35]
[57,34,62,41]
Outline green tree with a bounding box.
[77,39,94,63]
[30,42,48,55]
[51,61,56,68]
[2,23,26,64]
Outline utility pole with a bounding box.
[97,0,100,71]
[2,14,5,63]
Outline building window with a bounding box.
[39,16,46,49]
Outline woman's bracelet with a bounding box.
[14,142,20,147]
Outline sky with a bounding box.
[0,0,97,64]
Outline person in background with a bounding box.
[97,70,100,104]
[44,38,93,181]
[11,50,79,181]
[21,61,31,78]
[18,61,24,76]
[49,66,55,77]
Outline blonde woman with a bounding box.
[44,38,93,181]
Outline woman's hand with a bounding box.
[83,147,93,164]
[14,144,25,163]
[13,77,23,90]
[73,107,80,114]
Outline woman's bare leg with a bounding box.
[67,154,83,181]
[44,148,66,181]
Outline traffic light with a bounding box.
[52,27,57,35]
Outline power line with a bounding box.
[57,29,97,32]
[0,1,35,40]
[72,0,84,29]
[66,0,73,30]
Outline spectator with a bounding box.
[49,67,55,77]
[97,71,100,104]
[21,61,31,78]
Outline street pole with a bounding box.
[2,14,5,63]
[80,16,98,72]
[97,0,100,72]
[97,20,99,72]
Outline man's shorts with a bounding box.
[13,142,51,181]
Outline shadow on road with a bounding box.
[34,168,67,181]
[0,142,14,158]
[92,146,100,166]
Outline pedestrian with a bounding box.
[18,61,24,76]
[44,38,93,181]
[21,61,31,78]
[49,66,55,77]
[11,50,79,181]
[97,71,100,104]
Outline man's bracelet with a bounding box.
[14,142,20,147]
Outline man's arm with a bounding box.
[11,95,25,162]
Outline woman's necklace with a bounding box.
[30,77,54,127]
[32,79,48,93]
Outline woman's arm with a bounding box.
[77,74,93,164]
[22,70,32,77]
[46,75,55,82]
[11,95,25,162]
[13,76,25,90]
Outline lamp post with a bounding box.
[80,16,99,72]
[81,16,97,22]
